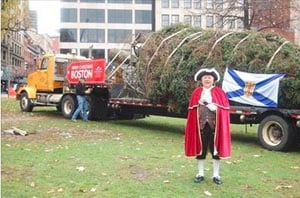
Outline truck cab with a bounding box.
[17,53,109,119]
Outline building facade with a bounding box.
[59,0,300,60]
[251,0,300,45]
[156,0,245,30]
[59,0,247,59]
[60,0,153,59]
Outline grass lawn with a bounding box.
[1,98,300,197]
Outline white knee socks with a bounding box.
[197,159,204,176]
[213,159,220,178]
[197,159,221,178]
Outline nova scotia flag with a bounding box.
[222,68,285,107]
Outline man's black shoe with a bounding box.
[213,177,222,185]
[194,176,204,183]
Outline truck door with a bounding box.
[34,57,51,91]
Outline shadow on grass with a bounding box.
[111,119,185,135]
[231,132,259,147]
[25,110,300,152]
[26,109,65,119]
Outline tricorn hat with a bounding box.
[194,68,220,82]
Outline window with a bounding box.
[80,29,105,43]
[162,0,169,8]
[60,29,77,42]
[135,10,152,24]
[61,8,77,22]
[60,48,73,54]
[135,0,152,4]
[237,0,244,5]
[215,0,223,10]
[80,0,105,2]
[184,15,192,25]
[135,29,151,34]
[206,0,213,9]
[162,14,169,27]
[194,15,201,27]
[80,49,105,59]
[108,10,132,23]
[108,29,132,43]
[216,16,223,28]
[2,50,6,61]
[237,19,244,29]
[171,0,179,8]
[206,15,214,28]
[80,9,105,23]
[228,18,235,29]
[40,58,49,70]
[193,0,201,9]
[184,0,192,8]
[108,0,132,3]
[171,15,179,25]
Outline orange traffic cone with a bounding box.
[8,87,16,98]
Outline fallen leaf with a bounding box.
[291,166,299,170]
[47,189,56,194]
[29,182,35,187]
[76,166,85,172]
[275,185,293,190]
[57,188,64,192]
[79,188,86,193]
[204,191,212,196]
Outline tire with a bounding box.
[258,115,295,151]
[61,95,77,119]
[56,105,62,112]
[20,92,34,112]
[87,95,108,121]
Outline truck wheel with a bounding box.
[56,105,62,112]
[61,95,77,119]
[20,92,34,112]
[258,115,294,151]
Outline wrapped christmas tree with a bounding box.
[116,24,300,114]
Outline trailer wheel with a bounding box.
[258,115,294,151]
[88,95,108,121]
[20,92,34,112]
[61,95,77,119]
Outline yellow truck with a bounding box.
[17,53,108,120]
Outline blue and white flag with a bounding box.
[222,68,285,107]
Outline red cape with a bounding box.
[184,86,231,159]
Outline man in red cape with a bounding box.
[185,68,231,185]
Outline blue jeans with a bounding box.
[71,95,88,121]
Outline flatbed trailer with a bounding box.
[107,97,300,151]
[16,53,300,151]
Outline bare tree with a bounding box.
[1,0,30,40]
[195,0,300,32]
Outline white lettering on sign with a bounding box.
[71,69,93,79]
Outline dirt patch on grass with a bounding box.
[1,110,117,143]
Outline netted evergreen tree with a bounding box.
[126,24,300,114]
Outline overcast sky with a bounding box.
[29,0,60,36]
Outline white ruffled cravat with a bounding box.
[199,87,217,111]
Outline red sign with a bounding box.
[66,59,106,84]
